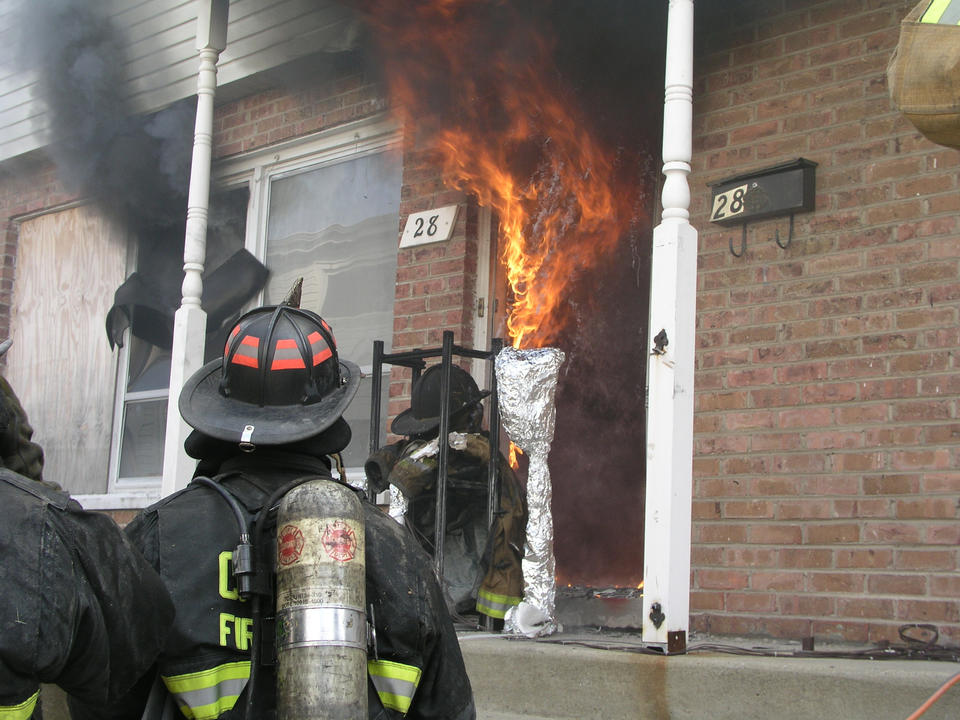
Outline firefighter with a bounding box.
[365,364,527,624]
[0,341,174,720]
[89,301,476,719]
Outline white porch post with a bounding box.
[642,0,697,651]
[161,0,229,497]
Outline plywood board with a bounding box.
[7,205,126,494]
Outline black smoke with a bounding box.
[11,0,260,355]
[15,0,194,236]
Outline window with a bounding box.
[114,338,170,482]
[217,116,402,475]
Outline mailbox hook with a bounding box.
[729,224,747,258]
[774,213,795,249]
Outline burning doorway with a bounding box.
[356,0,666,604]
[487,200,654,592]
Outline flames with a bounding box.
[437,119,624,349]
[356,0,639,349]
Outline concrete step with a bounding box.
[459,631,960,720]
[39,632,960,719]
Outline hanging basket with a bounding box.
[888,0,960,150]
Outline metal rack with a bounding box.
[369,330,504,582]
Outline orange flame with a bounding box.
[357,1,638,349]
[507,443,523,469]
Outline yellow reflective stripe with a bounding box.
[476,588,522,619]
[368,659,422,715]
[162,661,250,720]
[0,690,39,720]
[922,0,949,22]
[921,0,960,23]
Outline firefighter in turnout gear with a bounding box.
[89,298,476,720]
[0,341,174,720]
[364,364,527,623]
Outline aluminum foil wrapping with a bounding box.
[495,346,566,638]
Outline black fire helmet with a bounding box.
[391,364,490,437]
[179,304,360,450]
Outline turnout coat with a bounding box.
[0,469,174,720]
[93,450,475,720]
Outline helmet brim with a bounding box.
[179,356,361,447]
[390,388,490,437]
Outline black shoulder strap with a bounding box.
[0,467,71,510]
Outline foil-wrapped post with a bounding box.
[495,346,565,638]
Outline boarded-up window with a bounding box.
[7,205,126,494]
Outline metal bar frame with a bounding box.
[369,332,504,627]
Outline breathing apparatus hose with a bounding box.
[193,476,256,596]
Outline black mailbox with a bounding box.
[709,158,817,226]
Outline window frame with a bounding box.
[77,331,170,509]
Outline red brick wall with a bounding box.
[387,129,479,421]
[689,0,960,644]
[212,65,388,158]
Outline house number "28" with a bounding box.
[413,215,440,238]
[711,183,748,221]
[399,204,458,248]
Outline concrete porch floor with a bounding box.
[459,628,960,720]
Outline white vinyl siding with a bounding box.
[0,0,358,162]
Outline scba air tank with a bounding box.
[275,479,367,719]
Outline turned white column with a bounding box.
[161,0,229,497]
[642,0,697,651]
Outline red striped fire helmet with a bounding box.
[179,304,360,449]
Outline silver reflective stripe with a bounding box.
[162,661,250,720]
[368,660,422,715]
[172,678,248,717]
[277,604,366,651]
[944,3,960,24]
[923,0,960,23]
[477,589,521,619]
[370,672,417,700]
